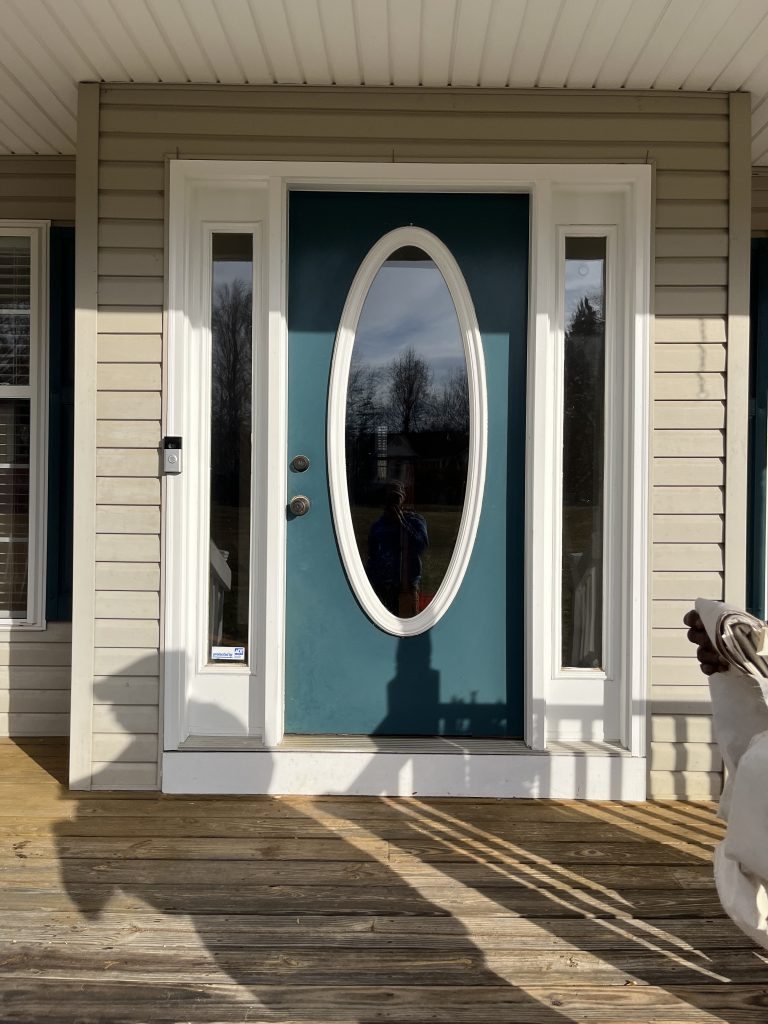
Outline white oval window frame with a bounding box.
[327,226,488,637]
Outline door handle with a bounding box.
[289,495,311,517]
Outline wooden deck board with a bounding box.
[0,739,764,1023]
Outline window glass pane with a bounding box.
[0,237,30,386]
[345,246,469,619]
[562,237,606,669]
[0,237,30,309]
[208,234,252,664]
[0,399,30,618]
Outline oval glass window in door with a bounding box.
[328,227,487,637]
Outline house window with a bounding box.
[0,226,47,626]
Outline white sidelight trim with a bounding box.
[164,161,652,798]
[327,226,487,637]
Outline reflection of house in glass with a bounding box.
[346,422,470,607]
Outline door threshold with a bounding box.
[178,734,629,756]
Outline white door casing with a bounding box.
[163,161,652,797]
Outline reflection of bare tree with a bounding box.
[430,368,469,433]
[346,362,381,437]
[211,280,252,491]
[387,346,432,434]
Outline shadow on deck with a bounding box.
[1,737,766,1023]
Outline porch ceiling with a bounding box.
[3,0,768,163]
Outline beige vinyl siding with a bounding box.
[0,158,75,738]
[89,84,734,794]
[0,156,75,223]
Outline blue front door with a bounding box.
[285,191,529,737]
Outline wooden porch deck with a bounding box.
[1,739,766,1023]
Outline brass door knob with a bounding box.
[289,495,311,517]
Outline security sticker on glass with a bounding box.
[211,646,246,662]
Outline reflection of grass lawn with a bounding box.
[350,504,463,597]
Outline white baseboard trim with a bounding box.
[162,750,647,800]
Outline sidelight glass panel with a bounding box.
[345,245,469,619]
[207,234,252,664]
[561,237,606,669]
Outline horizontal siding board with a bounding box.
[99,220,164,248]
[98,308,164,334]
[95,534,160,562]
[98,276,165,306]
[92,703,159,733]
[654,231,728,259]
[0,713,68,736]
[98,162,165,190]
[97,363,162,391]
[651,714,714,743]
[652,487,724,514]
[94,562,161,592]
[655,201,728,229]
[96,478,160,505]
[92,733,160,762]
[653,515,723,543]
[96,421,161,449]
[0,689,69,714]
[95,505,160,535]
[98,334,162,363]
[653,401,724,429]
[653,458,724,486]
[0,666,71,689]
[653,372,725,400]
[0,645,71,667]
[99,192,164,219]
[93,676,160,705]
[652,571,723,600]
[98,250,164,277]
[650,742,722,772]
[654,286,727,316]
[96,449,159,477]
[653,429,724,458]
[93,649,159,677]
[654,344,726,372]
[656,171,728,201]
[94,619,160,648]
[91,761,158,790]
[653,316,727,343]
[654,259,727,287]
[95,592,160,620]
[97,392,162,420]
[652,543,723,571]
[652,657,712,684]
[649,770,721,800]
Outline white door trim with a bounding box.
[163,160,652,798]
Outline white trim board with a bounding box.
[163,160,652,799]
[163,748,646,799]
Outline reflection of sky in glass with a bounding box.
[214,261,251,291]
[565,259,604,321]
[353,260,464,384]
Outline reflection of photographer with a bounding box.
[366,480,428,618]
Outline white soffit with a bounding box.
[2,0,768,163]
